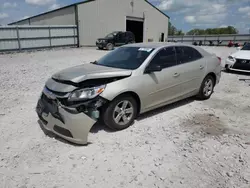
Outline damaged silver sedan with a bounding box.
[36,43,221,145]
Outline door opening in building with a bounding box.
[161,33,164,42]
[126,20,143,43]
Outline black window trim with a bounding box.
[175,46,203,65]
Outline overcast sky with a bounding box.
[0,0,250,33]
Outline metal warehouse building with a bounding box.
[9,0,169,46]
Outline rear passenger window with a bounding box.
[150,47,177,68]
[175,46,202,64]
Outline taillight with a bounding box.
[217,57,221,64]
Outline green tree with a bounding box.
[186,26,238,35]
[168,21,184,36]
[168,21,177,36]
[176,30,185,36]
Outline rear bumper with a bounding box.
[216,70,221,84]
[36,99,96,145]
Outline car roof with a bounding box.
[124,42,196,49]
[123,42,212,57]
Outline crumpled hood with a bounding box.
[52,63,132,83]
[232,50,250,59]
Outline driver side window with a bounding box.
[150,47,177,69]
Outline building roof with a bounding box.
[9,0,169,25]
[144,1,170,19]
[9,0,95,25]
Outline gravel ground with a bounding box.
[0,46,250,188]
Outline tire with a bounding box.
[102,95,138,130]
[106,43,114,51]
[197,75,215,100]
[224,65,230,72]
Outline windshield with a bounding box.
[96,47,155,70]
[105,32,118,38]
[241,43,250,51]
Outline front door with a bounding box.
[175,46,206,96]
[140,47,182,110]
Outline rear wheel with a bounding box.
[197,75,215,100]
[106,43,114,50]
[102,95,137,130]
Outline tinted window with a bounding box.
[175,46,202,64]
[96,47,154,70]
[150,47,177,68]
[242,43,250,51]
[105,32,118,38]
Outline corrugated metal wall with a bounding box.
[0,25,77,52]
[168,34,250,45]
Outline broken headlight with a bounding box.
[68,85,106,102]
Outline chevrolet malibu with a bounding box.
[36,43,222,145]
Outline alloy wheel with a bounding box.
[113,100,134,126]
[203,79,213,97]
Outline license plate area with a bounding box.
[37,94,65,123]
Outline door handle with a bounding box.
[200,65,204,70]
[173,73,180,77]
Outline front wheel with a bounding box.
[102,95,138,130]
[106,43,114,50]
[197,75,215,100]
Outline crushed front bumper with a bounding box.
[36,98,96,145]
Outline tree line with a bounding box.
[168,22,239,36]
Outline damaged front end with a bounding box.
[36,86,108,145]
[36,79,113,145]
[36,63,132,145]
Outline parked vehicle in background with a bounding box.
[36,43,222,145]
[225,42,250,72]
[228,40,240,48]
[96,31,135,50]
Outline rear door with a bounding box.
[141,47,182,110]
[115,32,126,46]
[175,46,206,96]
[126,32,135,43]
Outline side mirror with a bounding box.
[145,64,162,74]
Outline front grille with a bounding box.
[233,59,250,71]
[41,93,54,104]
[53,125,73,138]
[46,86,69,97]
[40,94,65,123]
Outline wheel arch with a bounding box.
[206,72,216,84]
[112,91,141,116]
